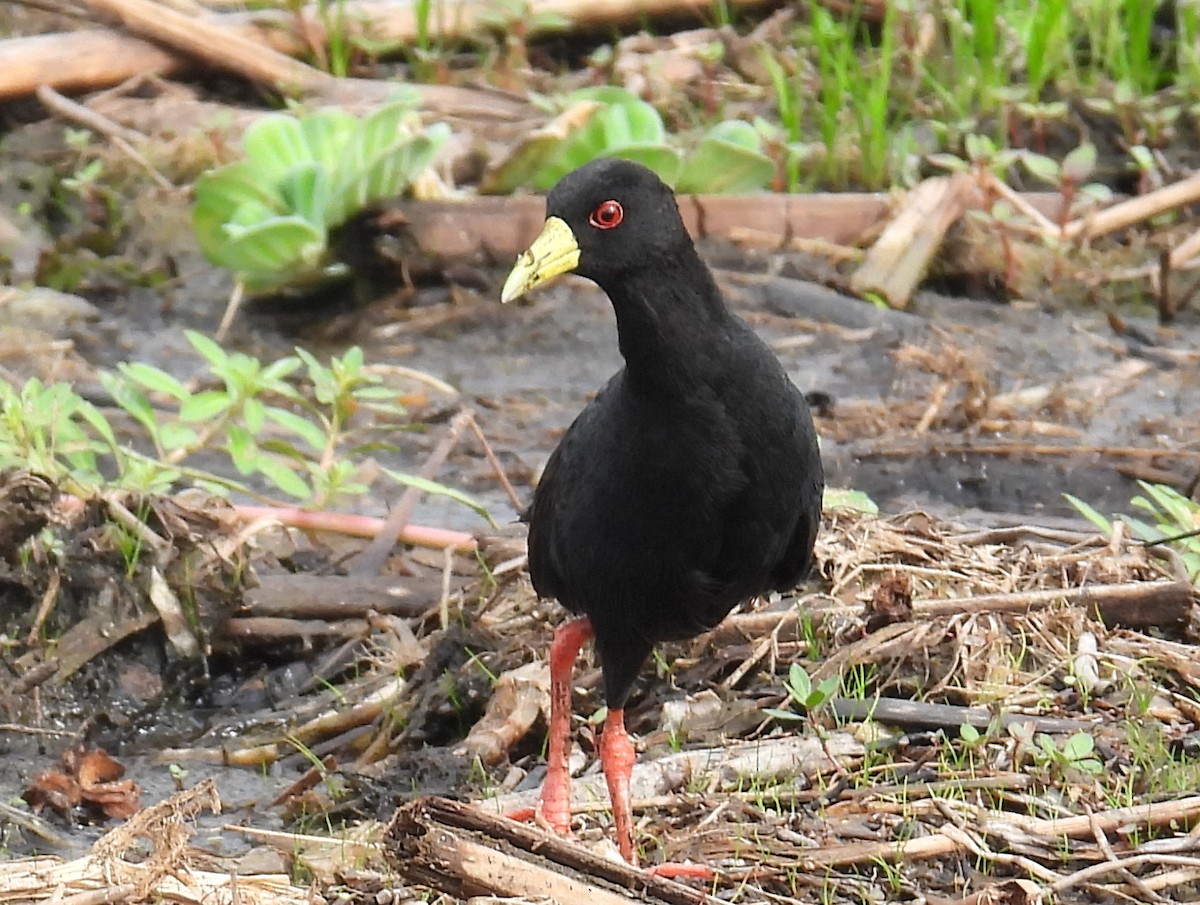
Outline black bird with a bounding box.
[501,158,824,865]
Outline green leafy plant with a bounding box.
[477,0,571,76]
[486,87,774,194]
[799,0,902,188]
[1021,729,1104,779]
[823,487,878,514]
[0,335,488,521]
[1066,482,1200,581]
[0,378,124,495]
[192,96,449,294]
[764,662,839,722]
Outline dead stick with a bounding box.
[850,173,973,309]
[242,573,439,619]
[713,580,1194,644]
[80,0,331,93]
[0,0,780,103]
[50,885,139,905]
[464,411,525,513]
[218,616,370,643]
[983,171,1062,239]
[230,505,477,553]
[914,580,1193,624]
[829,696,1095,735]
[1052,854,1200,894]
[802,796,1200,869]
[1020,795,1200,839]
[269,754,337,808]
[25,571,61,645]
[1169,225,1200,269]
[1087,808,1166,904]
[386,796,718,905]
[1062,170,1200,242]
[35,83,142,144]
[351,408,475,576]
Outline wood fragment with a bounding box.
[0,0,781,104]
[914,580,1194,628]
[242,573,441,619]
[217,616,371,644]
[714,579,1194,645]
[799,794,1200,869]
[0,31,529,121]
[35,85,173,190]
[849,174,975,309]
[230,505,478,553]
[460,662,549,765]
[1167,224,1200,270]
[483,733,863,817]
[1061,170,1200,242]
[385,796,718,905]
[829,696,1096,734]
[80,0,331,94]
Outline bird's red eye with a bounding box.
[589,200,623,230]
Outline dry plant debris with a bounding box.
[1,779,318,905]
[2,487,1198,903]
[21,746,140,822]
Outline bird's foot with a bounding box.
[506,765,574,836]
[534,781,574,836]
[504,801,573,835]
[646,862,717,881]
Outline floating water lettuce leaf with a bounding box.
[677,120,775,194]
[192,96,444,294]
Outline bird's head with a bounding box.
[501,158,689,303]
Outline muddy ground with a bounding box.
[1,209,1196,850]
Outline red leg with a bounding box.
[601,709,717,881]
[535,617,594,835]
[600,706,638,864]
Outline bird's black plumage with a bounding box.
[519,158,824,710]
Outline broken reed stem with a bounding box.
[464,410,526,513]
[230,505,477,552]
[714,579,1193,646]
[800,795,1200,869]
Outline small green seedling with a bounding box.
[764,662,839,721]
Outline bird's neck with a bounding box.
[604,254,731,396]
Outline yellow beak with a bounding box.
[501,216,580,303]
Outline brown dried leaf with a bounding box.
[76,747,127,788]
[22,770,83,816]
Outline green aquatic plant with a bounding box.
[192,95,449,294]
[486,87,775,194]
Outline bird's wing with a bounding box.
[703,380,823,607]
[524,382,614,604]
